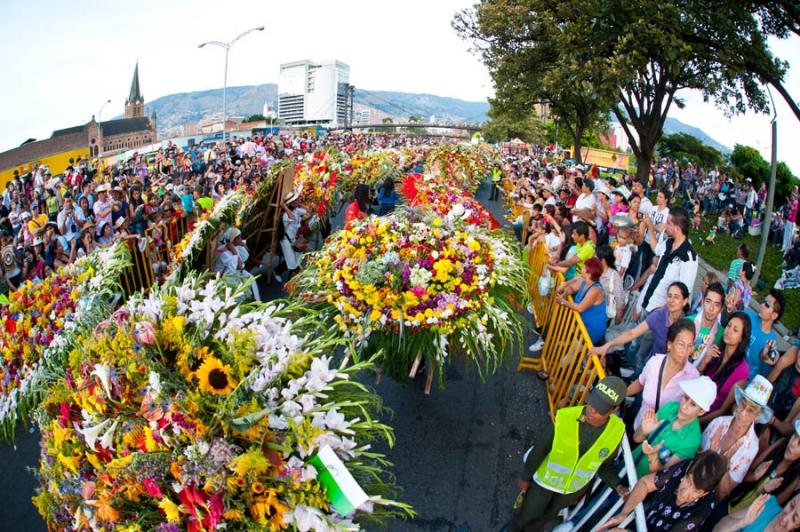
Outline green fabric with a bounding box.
[687,313,724,358]
[535,406,625,494]
[633,401,702,478]
[574,240,596,276]
[728,258,745,281]
[196,197,214,211]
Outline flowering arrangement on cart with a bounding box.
[169,190,246,280]
[423,144,496,192]
[400,173,500,229]
[291,210,526,390]
[293,150,344,218]
[33,274,411,531]
[344,149,410,191]
[0,243,130,439]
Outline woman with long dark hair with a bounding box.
[698,310,752,424]
[345,184,370,229]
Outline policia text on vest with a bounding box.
[508,376,628,532]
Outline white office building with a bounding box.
[278,60,350,128]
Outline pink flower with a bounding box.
[81,480,95,499]
[135,322,157,345]
[143,478,163,498]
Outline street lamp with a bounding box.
[199,26,265,144]
[98,99,112,122]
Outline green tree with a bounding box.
[455,0,793,179]
[482,100,546,144]
[381,117,394,124]
[455,3,613,163]
[658,133,723,169]
[729,144,798,204]
[243,114,266,122]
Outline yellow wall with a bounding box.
[571,146,630,171]
[0,148,90,188]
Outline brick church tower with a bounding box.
[124,62,145,119]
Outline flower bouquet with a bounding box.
[400,173,500,230]
[344,149,410,193]
[33,274,411,531]
[291,210,527,391]
[293,150,344,218]
[423,144,495,193]
[169,190,245,280]
[0,243,130,439]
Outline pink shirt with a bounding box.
[789,198,798,224]
[634,353,700,430]
[707,359,750,412]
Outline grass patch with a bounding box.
[690,214,798,330]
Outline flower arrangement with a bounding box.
[291,210,527,387]
[293,150,344,218]
[401,173,500,230]
[168,191,245,280]
[344,149,409,193]
[423,145,496,193]
[0,243,130,439]
[33,274,411,531]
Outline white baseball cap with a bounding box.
[679,376,717,412]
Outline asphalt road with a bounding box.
[0,180,551,532]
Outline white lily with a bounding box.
[77,419,112,449]
[91,363,113,399]
[99,418,119,450]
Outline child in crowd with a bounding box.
[705,226,716,245]
[727,244,749,289]
[612,225,636,279]
[733,261,755,310]
[692,211,701,230]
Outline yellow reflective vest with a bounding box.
[533,406,624,494]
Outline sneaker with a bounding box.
[274,273,283,283]
[528,338,545,352]
[526,302,533,314]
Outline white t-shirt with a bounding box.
[614,243,635,272]
[572,193,596,222]
[640,196,654,216]
[701,416,759,484]
[282,207,307,243]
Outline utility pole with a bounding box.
[752,88,778,289]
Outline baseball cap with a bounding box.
[678,376,717,412]
[586,376,626,414]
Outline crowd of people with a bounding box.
[500,146,800,531]
[0,132,436,294]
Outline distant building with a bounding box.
[0,63,157,183]
[278,60,350,128]
[352,103,391,126]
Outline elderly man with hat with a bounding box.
[214,225,260,301]
[700,375,774,499]
[508,376,629,531]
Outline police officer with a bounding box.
[509,376,630,531]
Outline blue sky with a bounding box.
[1,0,798,174]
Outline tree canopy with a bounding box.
[455,0,797,177]
[658,133,723,170]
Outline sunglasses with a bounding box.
[762,300,773,309]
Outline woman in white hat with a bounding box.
[632,375,718,478]
[701,375,774,499]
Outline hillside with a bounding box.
[138,83,730,156]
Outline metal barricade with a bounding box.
[517,240,647,531]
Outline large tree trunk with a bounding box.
[573,129,584,165]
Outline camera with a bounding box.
[768,346,779,362]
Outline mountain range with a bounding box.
[140,83,731,153]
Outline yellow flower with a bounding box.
[158,498,181,524]
[196,355,236,395]
[223,508,245,521]
[251,481,265,494]
[229,447,270,476]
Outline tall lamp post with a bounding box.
[98,99,112,122]
[752,87,778,289]
[199,26,264,145]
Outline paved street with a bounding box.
[0,180,551,532]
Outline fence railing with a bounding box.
[519,240,647,532]
[120,216,189,295]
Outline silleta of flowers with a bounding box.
[293,150,342,217]
[34,274,411,531]
[423,144,496,192]
[292,210,526,385]
[0,243,130,439]
[169,190,245,280]
[401,173,500,230]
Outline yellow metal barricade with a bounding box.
[518,241,607,420]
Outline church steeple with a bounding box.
[124,62,145,118]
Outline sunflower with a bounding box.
[196,356,236,395]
